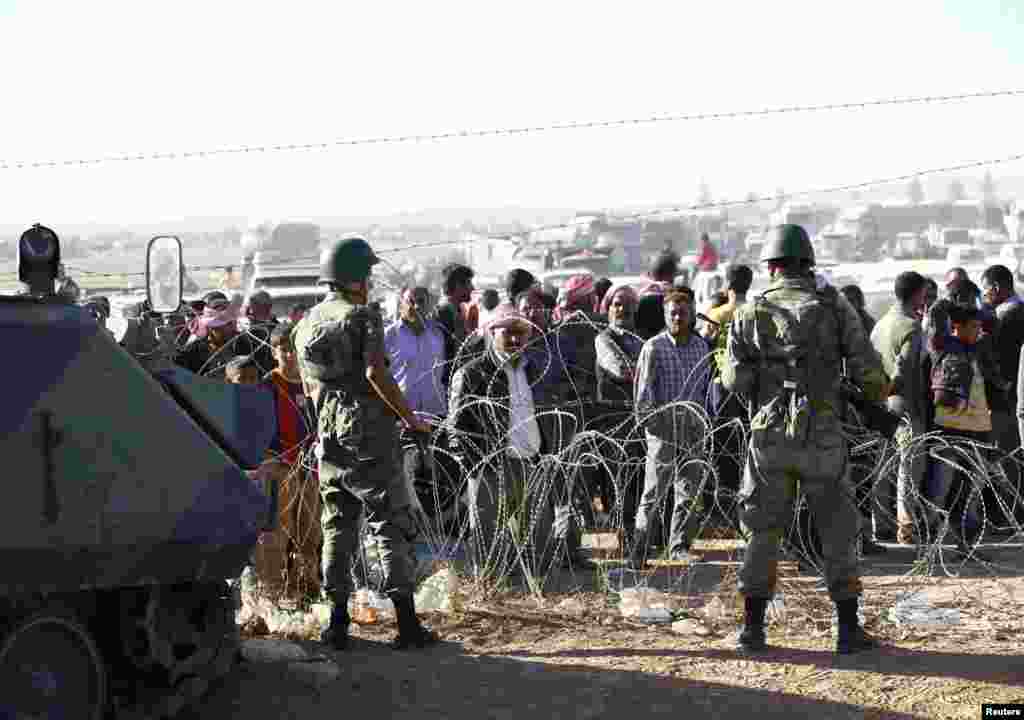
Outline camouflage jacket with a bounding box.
[293,291,396,445]
[722,274,888,441]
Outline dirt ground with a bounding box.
[181,539,1024,720]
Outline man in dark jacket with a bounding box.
[928,305,1001,559]
[981,264,1024,524]
[435,263,475,388]
[447,305,559,579]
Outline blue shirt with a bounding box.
[384,320,447,417]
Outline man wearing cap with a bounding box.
[293,237,437,652]
[448,304,559,579]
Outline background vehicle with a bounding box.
[946,243,987,266]
[247,260,326,318]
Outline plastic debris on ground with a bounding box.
[618,587,674,623]
[671,618,712,636]
[415,567,461,613]
[237,594,322,637]
[886,598,961,627]
[349,588,394,624]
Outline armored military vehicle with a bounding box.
[0,228,276,719]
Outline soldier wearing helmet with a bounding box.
[292,237,437,651]
[722,224,889,656]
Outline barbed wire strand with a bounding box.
[220,315,1024,630]
[2,89,1023,171]
[381,150,1024,252]
[1,149,1021,282]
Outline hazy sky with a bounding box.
[1,0,1023,224]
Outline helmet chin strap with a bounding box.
[340,280,370,305]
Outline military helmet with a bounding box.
[760,224,815,265]
[319,237,380,285]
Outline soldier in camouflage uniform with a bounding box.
[293,237,438,651]
[722,224,889,655]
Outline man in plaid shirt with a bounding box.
[629,290,713,569]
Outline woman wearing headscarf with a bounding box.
[592,283,645,533]
[595,284,642,405]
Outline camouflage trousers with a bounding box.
[737,432,862,602]
[318,435,416,604]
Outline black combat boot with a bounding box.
[736,597,768,652]
[319,603,350,651]
[835,598,878,655]
[391,594,440,651]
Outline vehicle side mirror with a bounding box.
[146,236,183,313]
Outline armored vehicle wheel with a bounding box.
[0,611,108,720]
[113,582,239,719]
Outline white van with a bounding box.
[248,262,326,319]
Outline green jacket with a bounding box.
[870,303,924,421]
[722,274,888,442]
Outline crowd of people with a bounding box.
[92,225,1024,656]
